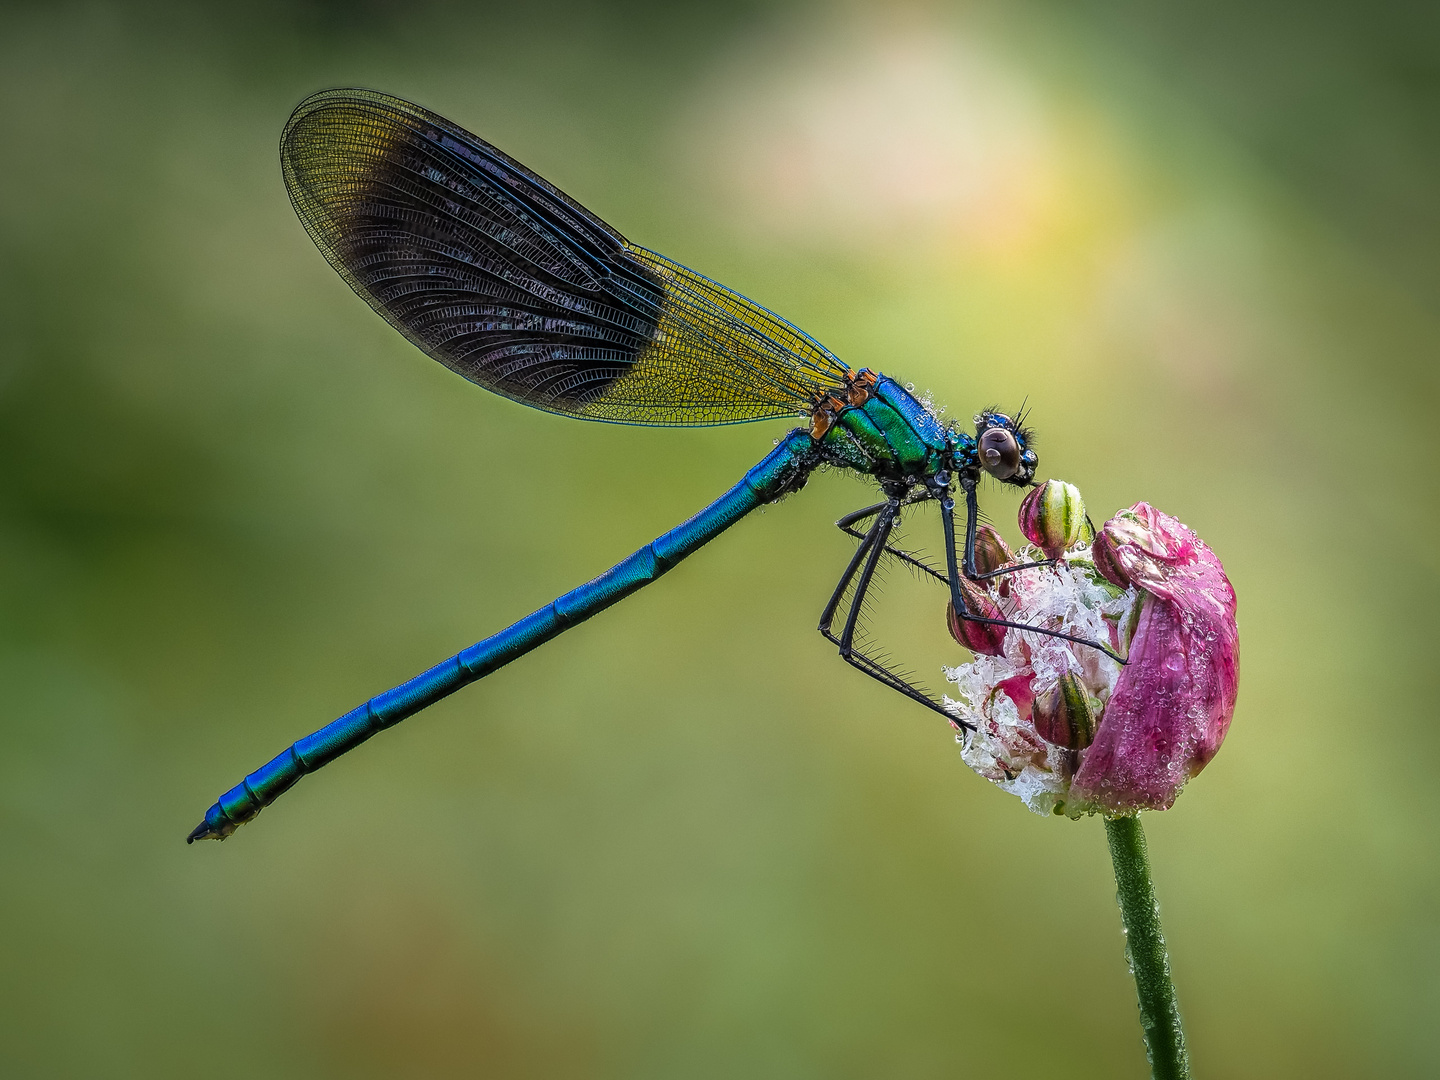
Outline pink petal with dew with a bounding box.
[1072,504,1239,812]
[997,674,1035,721]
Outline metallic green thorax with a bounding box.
[818,374,956,486]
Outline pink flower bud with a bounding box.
[1018,479,1087,560]
[972,524,1014,576]
[1032,672,1099,750]
[946,577,1007,657]
[1090,527,1130,589]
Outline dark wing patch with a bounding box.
[281,88,848,425]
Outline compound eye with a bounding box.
[979,427,1020,479]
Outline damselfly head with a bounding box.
[974,410,1037,486]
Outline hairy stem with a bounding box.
[1105,814,1190,1080]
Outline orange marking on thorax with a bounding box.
[809,394,846,439]
[809,370,876,439]
[848,369,878,406]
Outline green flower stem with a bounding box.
[1105,814,1190,1080]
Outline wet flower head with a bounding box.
[945,489,1238,816]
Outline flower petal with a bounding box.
[1072,505,1239,811]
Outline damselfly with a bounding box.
[188,89,1112,842]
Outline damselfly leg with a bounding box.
[820,487,1123,708]
[819,501,956,720]
[943,490,1124,663]
[835,502,951,588]
[958,483,1054,582]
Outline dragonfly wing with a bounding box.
[281,89,849,425]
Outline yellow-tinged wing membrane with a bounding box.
[280,88,850,425]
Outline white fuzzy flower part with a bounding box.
[945,547,1139,816]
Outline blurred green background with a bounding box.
[2,1,1436,1076]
